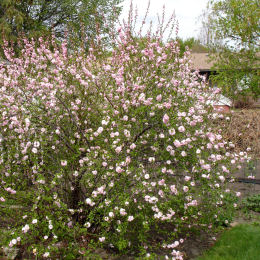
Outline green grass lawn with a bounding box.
[196,223,260,260]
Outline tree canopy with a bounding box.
[0,0,122,46]
[178,37,208,54]
[209,0,259,49]
[202,0,260,99]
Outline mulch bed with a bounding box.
[216,109,260,159]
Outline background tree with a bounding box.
[197,7,222,47]
[174,37,208,56]
[201,0,260,100]
[0,0,122,52]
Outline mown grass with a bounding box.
[196,223,260,260]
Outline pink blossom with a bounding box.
[219,176,225,182]
[207,143,213,149]
[130,143,136,149]
[163,114,169,124]
[178,126,185,133]
[184,176,191,181]
[61,160,67,166]
[222,165,229,173]
[174,140,181,148]
[181,151,187,157]
[158,179,165,186]
[169,128,176,135]
[97,127,103,134]
[183,186,189,192]
[156,94,162,101]
[115,146,122,154]
[170,185,178,195]
[116,166,123,173]
[127,216,134,222]
[236,192,241,197]
[120,208,127,216]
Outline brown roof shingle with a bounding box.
[190,53,215,71]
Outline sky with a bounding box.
[119,0,208,40]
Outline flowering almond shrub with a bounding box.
[0,25,250,258]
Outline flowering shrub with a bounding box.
[0,20,250,258]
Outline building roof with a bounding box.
[190,53,215,71]
[190,52,260,72]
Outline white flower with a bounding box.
[85,222,91,228]
[101,120,108,125]
[11,239,17,245]
[48,224,53,230]
[22,224,30,233]
[108,212,114,218]
[25,118,30,125]
[120,208,127,216]
[128,216,134,222]
[144,174,150,179]
[32,148,38,154]
[219,176,225,182]
[85,198,92,205]
[43,252,50,258]
[159,133,165,138]
[97,127,103,134]
[148,157,155,162]
[99,237,105,242]
[32,219,37,224]
[34,141,40,147]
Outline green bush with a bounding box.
[242,194,260,213]
[0,16,249,259]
